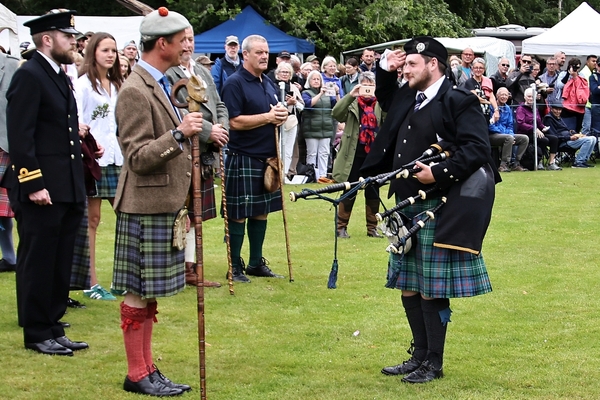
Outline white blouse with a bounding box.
[74,75,123,167]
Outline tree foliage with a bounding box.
[6,0,600,55]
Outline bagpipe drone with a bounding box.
[289,140,455,289]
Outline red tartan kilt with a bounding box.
[0,150,14,218]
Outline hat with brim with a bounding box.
[306,55,319,63]
[140,7,190,42]
[404,36,448,68]
[22,43,36,60]
[550,103,564,109]
[24,10,80,36]
[196,55,214,65]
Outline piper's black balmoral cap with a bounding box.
[24,10,80,36]
[404,36,448,67]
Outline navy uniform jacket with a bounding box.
[361,66,501,254]
[4,51,85,203]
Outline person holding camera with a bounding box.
[331,71,384,238]
[559,58,590,132]
[461,57,499,124]
[506,54,536,105]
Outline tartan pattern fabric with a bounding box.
[224,153,282,220]
[70,202,91,290]
[0,150,14,218]
[112,211,185,298]
[387,198,492,298]
[94,164,121,199]
[200,173,216,221]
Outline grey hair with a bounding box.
[524,87,534,97]
[473,57,486,66]
[359,71,375,84]
[275,62,293,75]
[321,56,337,72]
[305,70,323,89]
[241,34,267,52]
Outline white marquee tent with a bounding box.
[0,9,143,56]
[522,2,600,56]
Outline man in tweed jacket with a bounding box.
[112,8,200,397]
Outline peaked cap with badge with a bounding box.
[403,36,448,67]
[23,9,80,36]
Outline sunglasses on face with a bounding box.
[522,60,532,64]
[500,63,510,67]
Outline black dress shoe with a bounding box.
[25,339,73,356]
[401,360,443,383]
[67,297,86,308]
[55,335,89,351]
[60,321,71,328]
[149,366,191,392]
[123,375,183,396]
[245,258,284,278]
[367,229,384,238]
[381,357,422,376]
[0,259,16,272]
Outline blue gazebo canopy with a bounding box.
[194,6,314,54]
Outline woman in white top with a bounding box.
[74,32,124,300]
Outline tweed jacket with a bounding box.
[114,63,192,214]
[165,62,229,152]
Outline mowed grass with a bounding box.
[1,168,600,399]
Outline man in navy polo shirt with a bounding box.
[221,34,288,282]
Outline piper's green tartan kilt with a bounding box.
[94,164,121,199]
[388,198,492,298]
[224,153,282,219]
[112,211,185,299]
[70,202,91,290]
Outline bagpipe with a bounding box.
[290,140,453,289]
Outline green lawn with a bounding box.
[1,169,599,399]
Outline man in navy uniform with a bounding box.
[4,9,88,356]
[362,37,500,383]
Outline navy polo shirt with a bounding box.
[222,68,279,159]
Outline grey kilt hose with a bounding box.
[224,152,282,219]
[112,211,185,298]
[387,198,492,298]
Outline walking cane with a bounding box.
[171,76,208,399]
[218,133,234,295]
[277,82,294,282]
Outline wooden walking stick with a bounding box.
[276,82,294,282]
[171,76,209,399]
[219,149,235,294]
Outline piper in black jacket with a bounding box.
[361,37,500,383]
[3,10,87,356]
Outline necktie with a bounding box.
[58,69,72,90]
[159,76,171,96]
[414,92,427,112]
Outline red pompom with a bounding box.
[158,7,169,16]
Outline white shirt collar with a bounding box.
[415,76,446,108]
[37,50,60,74]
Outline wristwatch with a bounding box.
[172,129,186,143]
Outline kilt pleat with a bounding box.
[388,198,492,298]
[112,212,185,298]
[224,153,282,219]
[70,202,91,290]
[94,164,121,199]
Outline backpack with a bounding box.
[520,143,544,171]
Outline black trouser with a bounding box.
[12,200,84,343]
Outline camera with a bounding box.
[358,85,375,97]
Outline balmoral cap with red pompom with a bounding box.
[139,7,190,42]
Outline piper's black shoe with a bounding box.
[55,335,89,351]
[60,321,71,328]
[149,366,191,392]
[0,259,16,272]
[25,339,73,356]
[124,375,183,396]
[246,257,284,278]
[401,360,443,383]
[381,357,423,376]
[226,257,251,283]
[67,297,86,308]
